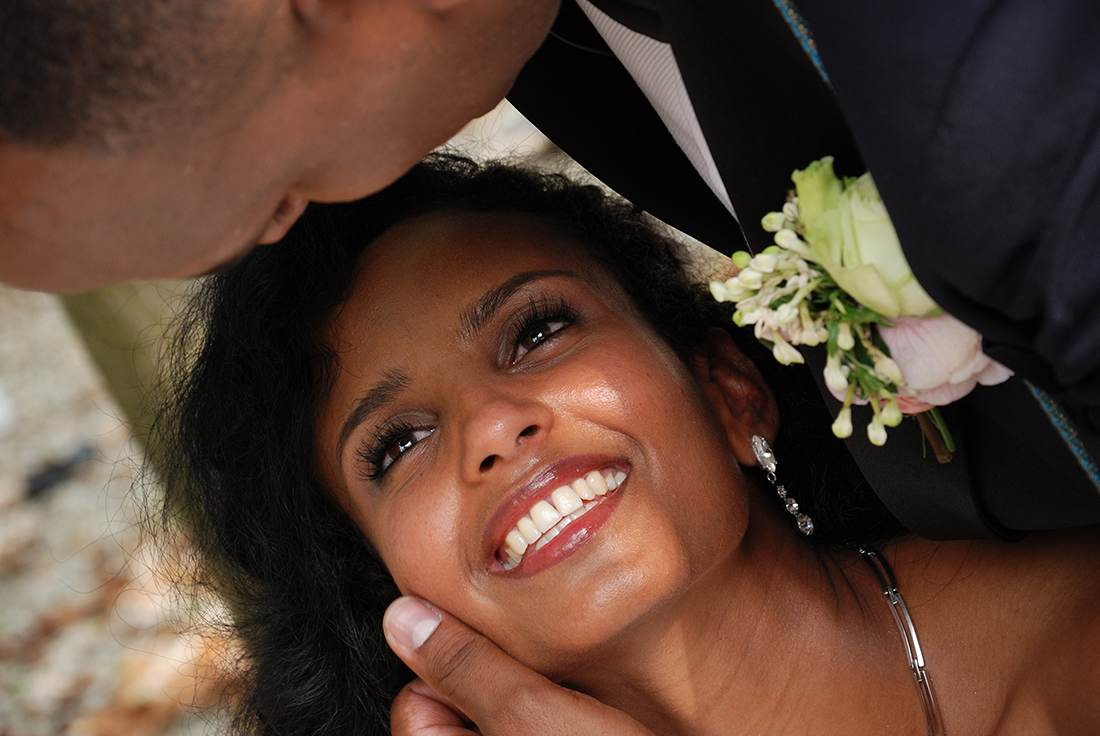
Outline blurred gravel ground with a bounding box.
[0,286,221,736]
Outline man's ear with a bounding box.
[689,328,779,466]
[257,193,309,245]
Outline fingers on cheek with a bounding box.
[391,679,474,732]
[407,677,452,705]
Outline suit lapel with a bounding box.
[658,0,864,250]
[512,0,864,253]
[508,1,744,253]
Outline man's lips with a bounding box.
[485,460,629,573]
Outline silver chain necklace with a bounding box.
[857,547,946,736]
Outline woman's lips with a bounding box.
[492,467,628,573]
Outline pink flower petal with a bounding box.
[948,350,991,385]
[909,377,979,407]
[896,396,935,414]
[975,359,1013,386]
[878,315,982,391]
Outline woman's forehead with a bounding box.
[347,210,599,312]
[367,209,589,271]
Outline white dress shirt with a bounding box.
[575,0,737,220]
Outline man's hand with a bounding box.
[384,596,657,736]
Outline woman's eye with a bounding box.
[515,319,568,360]
[379,427,434,473]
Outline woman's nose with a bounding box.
[460,390,553,481]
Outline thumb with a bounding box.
[383,596,655,736]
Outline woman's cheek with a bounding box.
[373,481,466,598]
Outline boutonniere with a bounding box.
[710,157,1012,460]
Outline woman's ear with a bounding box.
[688,328,779,466]
[257,193,310,245]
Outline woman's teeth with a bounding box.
[499,469,627,571]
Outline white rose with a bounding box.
[792,158,938,319]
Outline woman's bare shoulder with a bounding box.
[885,528,1100,735]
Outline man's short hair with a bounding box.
[1,0,261,150]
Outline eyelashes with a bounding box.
[355,294,580,481]
[507,295,579,364]
[356,419,435,481]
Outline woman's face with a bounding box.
[315,210,754,677]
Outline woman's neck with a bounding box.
[561,498,926,735]
[562,498,1100,736]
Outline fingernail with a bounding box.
[384,596,442,650]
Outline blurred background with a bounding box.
[0,102,724,735]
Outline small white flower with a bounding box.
[871,350,904,385]
[837,322,855,351]
[831,407,853,438]
[782,201,800,221]
[867,417,888,446]
[824,353,850,393]
[799,303,826,346]
[750,253,779,273]
[738,268,763,290]
[761,212,787,232]
[754,316,783,340]
[775,302,799,325]
[881,396,903,427]
[739,308,763,325]
[723,277,750,299]
[771,335,805,365]
[710,281,732,302]
[774,229,803,250]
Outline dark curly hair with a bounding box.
[151,154,903,735]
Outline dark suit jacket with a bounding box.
[508,0,1100,538]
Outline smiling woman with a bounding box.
[153,155,1100,736]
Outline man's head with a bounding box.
[0,0,560,291]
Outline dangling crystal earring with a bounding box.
[751,435,813,536]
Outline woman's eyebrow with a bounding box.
[457,269,578,341]
[337,370,411,457]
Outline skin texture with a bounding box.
[314,210,1100,736]
[0,0,560,291]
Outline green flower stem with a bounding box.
[927,407,956,452]
[916,408,955,464]
[789,277,824,306]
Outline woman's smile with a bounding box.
[486,458,629,575]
